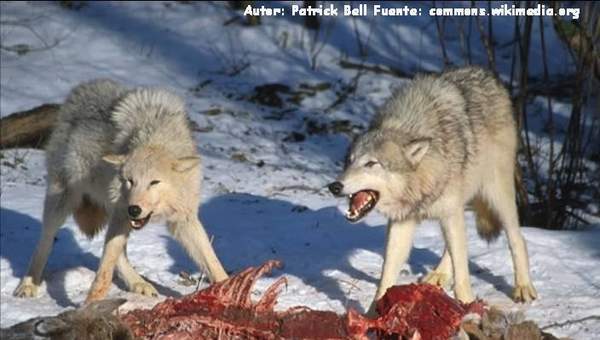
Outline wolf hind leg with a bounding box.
[421,248,452,287]
[14,186,73,298]
[441,208,475,303]
[116,246,157,297]
[480,167,537,302]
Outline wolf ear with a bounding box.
[102,154,126,166]
[83,298,127,316]
[404,138,430,167]
[172,156,201,173]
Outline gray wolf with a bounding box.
[14,79,228,303]
[328,66,537,311]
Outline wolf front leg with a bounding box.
[85,215,129,303]
[14,188,72,298]
[440,208,475,303]
[116,246,158,297]
[169,217,228,283]
[368,218,417,315]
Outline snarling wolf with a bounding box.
[14,79,228,302]
[329,67,537,311]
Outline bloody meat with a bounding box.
[122,261,485,340]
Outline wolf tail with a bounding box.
[472,196,502,242]
[73,195,107,238]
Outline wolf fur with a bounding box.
[14,79,228,302]
[330,66,537,311]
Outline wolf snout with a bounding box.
[128,205,142,218]
[328,181,344,196]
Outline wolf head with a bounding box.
[329,129,435,222]
[103,147,200,230]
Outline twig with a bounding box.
[457,16,472,65]
[323,70,362,113]
[269,185,322,195]
[338,60,411,78]
[508,14,519,95]
[308,11,334,70]
[325,17,375,113]
[341,278,361,309]
[223,16,241,26]
[539,15,556,228]
[541,315,600,330]
[227,61,250,77]
[432,1,450,67]
[1,18,60,50]
[475,13,497,76]
[565,209,589,225]
[339,278,362,292]
[1,40,60,54]
[518,12,542,201]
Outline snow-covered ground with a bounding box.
[1,2,599,338]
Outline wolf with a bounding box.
[328,66,537,311]
[14,79,229,303]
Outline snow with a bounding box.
[1,1,599,338]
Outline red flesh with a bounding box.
[121,262,485,339]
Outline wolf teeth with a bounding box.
[346,190,378,221]
[358,196,373,210]
[346,208,358,218]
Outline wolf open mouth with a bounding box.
[346,190,379,222]
[129,212,152,230]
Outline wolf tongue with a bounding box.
[351,191,371,212]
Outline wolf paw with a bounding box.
[421,271,451,287]
[512,283,537,302]
[13,281,38,298]
[131,281,158,297]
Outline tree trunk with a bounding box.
[0,104,60,149]
[303,1,320,30]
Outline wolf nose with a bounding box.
[328,182,344,196]
[128,205,142,218]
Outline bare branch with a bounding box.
[542,315,600,331]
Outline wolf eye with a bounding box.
[150,180,161,186]
[364,161,379,167]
